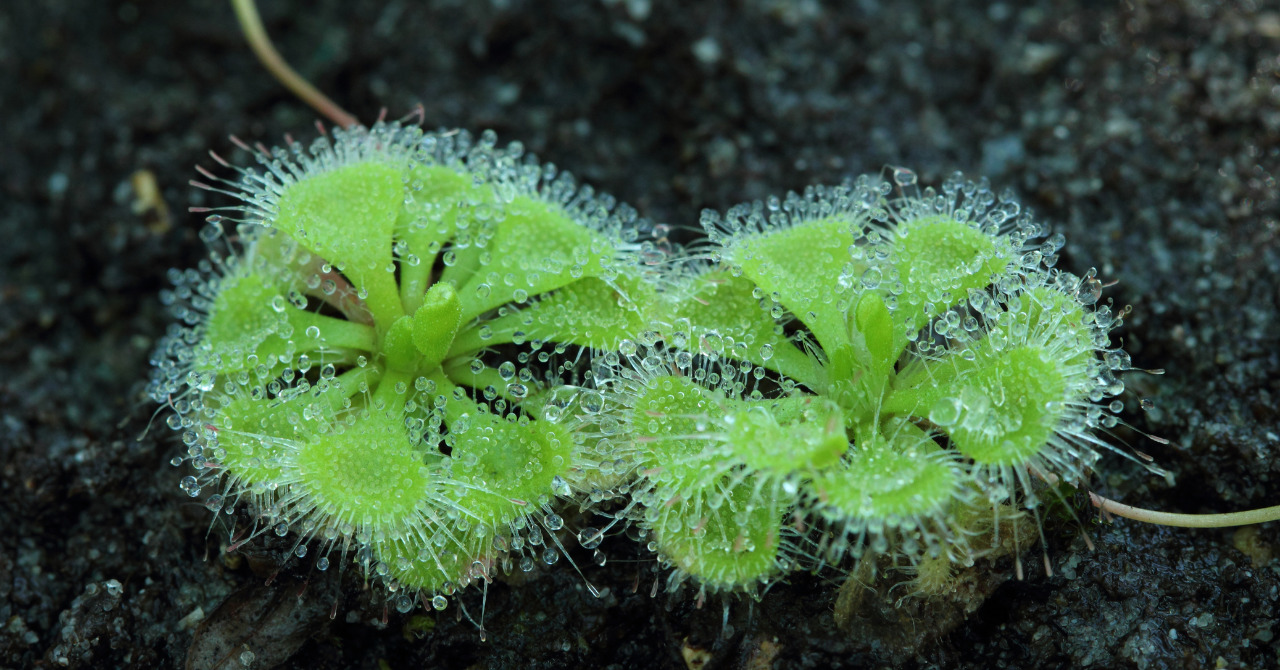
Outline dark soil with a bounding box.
[3,1,1279,668]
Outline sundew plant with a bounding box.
[149,112,1176,617]
[150,122,663,618]
[573,169,1152,595]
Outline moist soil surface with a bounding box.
[3,1,1280,668]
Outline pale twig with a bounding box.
[230,0,359,128]
[1090,492,1280,528]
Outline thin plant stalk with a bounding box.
[230,0,359,128]
[1090,492,1280,528]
